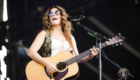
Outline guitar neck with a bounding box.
[65,42,108,66]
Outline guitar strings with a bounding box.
[66,49,92,65]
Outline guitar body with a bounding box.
[26,50,79,80]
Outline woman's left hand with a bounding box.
[89,46,99,59]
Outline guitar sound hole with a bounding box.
[57,62,66,70]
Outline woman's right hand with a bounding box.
[45,61,57,74]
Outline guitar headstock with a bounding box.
[106,33,125,46]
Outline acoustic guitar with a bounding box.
[26,35,124,80]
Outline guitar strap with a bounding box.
[64,33,77,56]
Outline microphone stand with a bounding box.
[75,21,108,80]
[98,38,102,80]
[74,21,134,80]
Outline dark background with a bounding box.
[0,0,140,80]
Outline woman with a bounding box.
[28,5,99,77]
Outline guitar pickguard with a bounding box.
[54,68,68,80]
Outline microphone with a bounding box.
[67,15,85,21]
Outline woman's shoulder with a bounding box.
[38,29,50,35]
[35,30,47,39]
[38,30,46,35]
[40,29,52,38]
[70,35,75,41]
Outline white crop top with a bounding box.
[51,39,72,57]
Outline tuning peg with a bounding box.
[122,37,125,40]
[118,33,121,38]
[120,43,122,45]
[118,33,121,36]
[116,44,118,46]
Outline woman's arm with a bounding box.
[28,30,57,73]
[28,30,48,65]
[71,35,99,63]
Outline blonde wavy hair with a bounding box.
[42,5,74,37]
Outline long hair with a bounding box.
[42,5,74,37]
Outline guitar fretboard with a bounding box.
[65,49,91,66]
[65,41,107,66]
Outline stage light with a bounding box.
[7,50,10,53]
[6,25,9,29]
[5,38,8,43]
[135,0,140,4]
[135,0,138,4]
[3,0,8,22]
[7,77,10,80]
[0,45,7,80]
